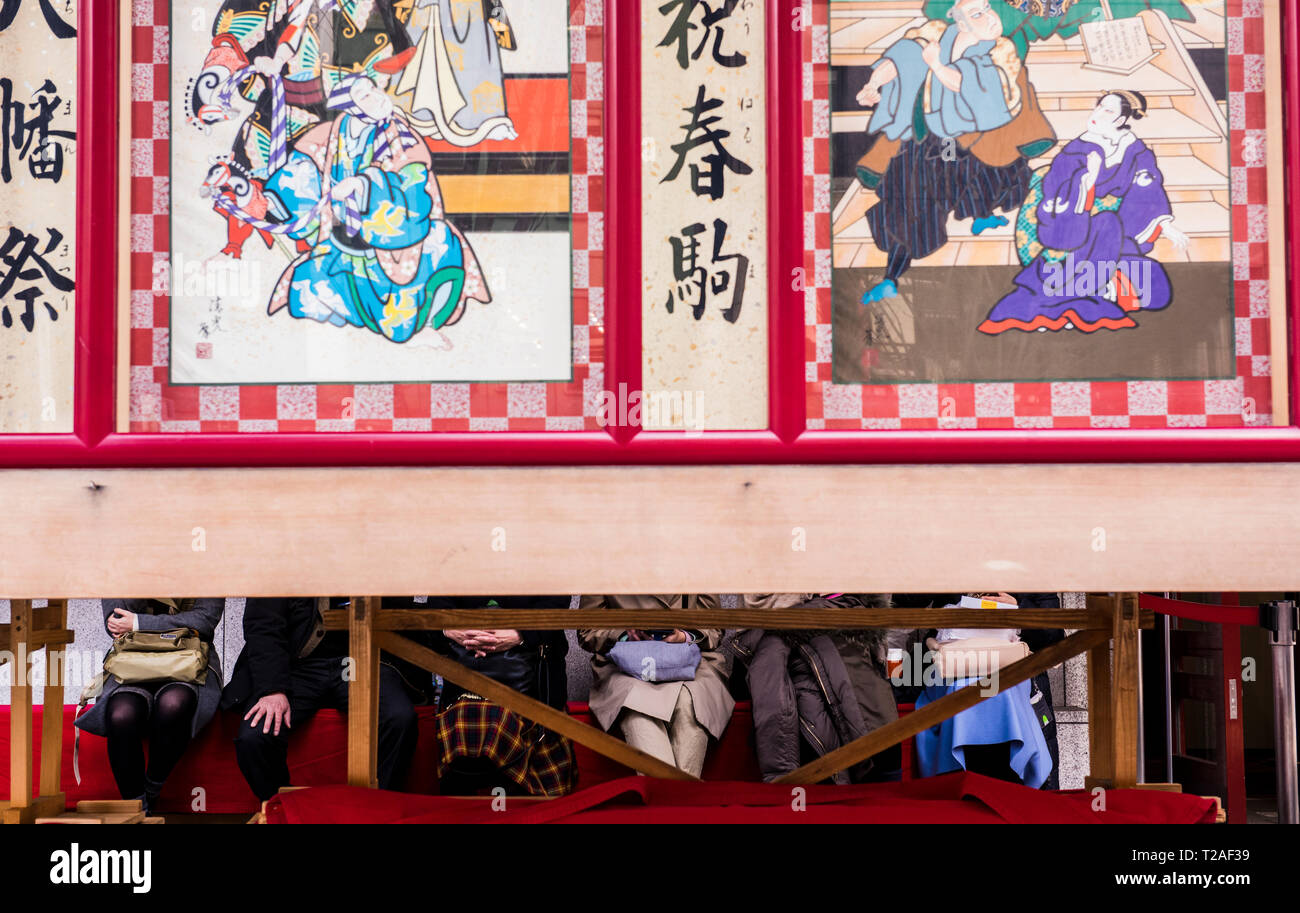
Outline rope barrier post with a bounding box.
[1261,600,1298,824]
[1162,593,1173,785]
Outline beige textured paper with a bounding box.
[0,0,77,433]
[642,0,767,431]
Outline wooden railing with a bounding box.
[322,593,1151,791]
[0,599,74,824]
[0,593,1150,822]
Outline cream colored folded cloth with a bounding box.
[935,637,1031,679]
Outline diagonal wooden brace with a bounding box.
[375,632,699,782]
[774,628,1110,785]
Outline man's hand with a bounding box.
[443,629,489,648]
[444,628,521,657]
[245,692,291,736]
[463,629,523,654]
[921,40,942,70]
[107,609,136,638]
[627,629,689,643]
[856,59,896,107]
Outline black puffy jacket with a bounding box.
[730,595,899,784]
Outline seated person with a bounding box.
[1013,592,1065,790]
[724,593,899,783]
[221,597,422,800]
[419,595,575,798]
[910,592,1052,787]
[578,594,732,777]
[75,598,225,815]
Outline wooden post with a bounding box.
[1085,593,1115,789]
[5,600,33,822]
[347,596,379,789]
[1111,592,1140,788]
[39,599,67,802]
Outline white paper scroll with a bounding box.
[641,0,768,431]
[0,0,78,433]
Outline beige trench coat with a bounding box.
[577,594,735,740]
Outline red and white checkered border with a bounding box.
[128,0,606,433]
[801,0,1276,430]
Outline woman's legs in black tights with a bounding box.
[104,691,150,800]
[103,685,196,809]
[144,684,197,799]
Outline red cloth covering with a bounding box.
[0,702,765,812]
[264,774,1220,824]
[0,705,443,814]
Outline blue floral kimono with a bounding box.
[979,131,1174,334]
[264,112,474,342]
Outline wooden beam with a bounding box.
[39,600,68,799]
[346,596,379,789]
[6,465,1300,596]
[774,628,1110,785]
[1085,594,1116,788]
[1,793,66,825]
[0,628,74,652]
[7,600,32,816]
[322,607,1123,632]
[1111,592,1140,788]
[375,632,698,781]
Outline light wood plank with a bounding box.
[1085,594,1116,788]
[346,597,379,789]
[1111,593,1141,788]
[40,610,67,797]
[5,466,1300,595]
[8,600,33,813]
[324,607,1115,631]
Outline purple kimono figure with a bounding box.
[979,91,1189,334]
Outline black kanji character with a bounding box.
[662,84,753,201]
[657,0,747,70]
[0,0,77,38]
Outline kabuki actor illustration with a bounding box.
[829,0,1234,385]
[171,0,575,385]
[979,90,1187,334]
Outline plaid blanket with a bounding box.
[436,696,576,798]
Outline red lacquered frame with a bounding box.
[2,0,1297,467]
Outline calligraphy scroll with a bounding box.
[642,0,768,431]
[0,0,77,433]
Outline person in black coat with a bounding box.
[418,595,573,796]
[221,597,421,800]
[420,595,571,710]
[1013,592,1065,791]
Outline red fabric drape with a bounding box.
[264,774,1219,825]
